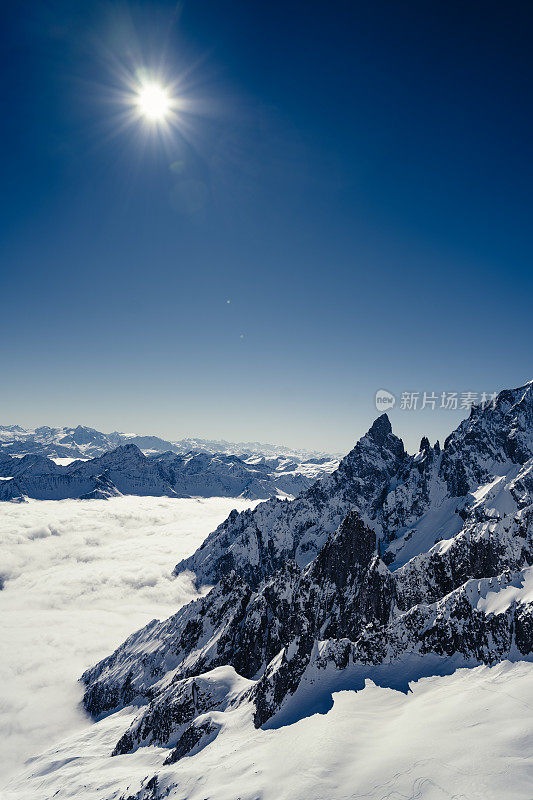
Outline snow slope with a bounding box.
[5,662,532,799]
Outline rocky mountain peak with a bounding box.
[366,413,393,445]
[113,443,145,456]
[438,381,533,498]
[419,436,431,453]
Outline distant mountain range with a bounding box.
[0,443,338,502]
[0,424,335,461]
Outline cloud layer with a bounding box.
[0,496,255,780]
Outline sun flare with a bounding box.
[136,82,171,122]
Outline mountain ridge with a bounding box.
[0,423,336,461]
[175,381,533,585]
[0,442,338,502]
[74,380,533,791]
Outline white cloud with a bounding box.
[0,496,256,781]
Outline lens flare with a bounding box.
[136,82,171,122]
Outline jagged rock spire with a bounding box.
[419,436,431,452]
[367,413,393,445]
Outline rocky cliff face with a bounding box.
[79,381,533,779]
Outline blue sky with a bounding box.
[1,1,532,453]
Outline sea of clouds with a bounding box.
[0,496,255,782]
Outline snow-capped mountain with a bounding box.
[62,381,533,793]
[0,425,124,459]
[4,381,533,799]
[0,424,334,461]
[175,381,533,585]
[0,444,338,501]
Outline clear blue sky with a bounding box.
[1,1,531,453]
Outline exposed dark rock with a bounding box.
[163,720,219,764]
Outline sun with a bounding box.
[136,82,171,122]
